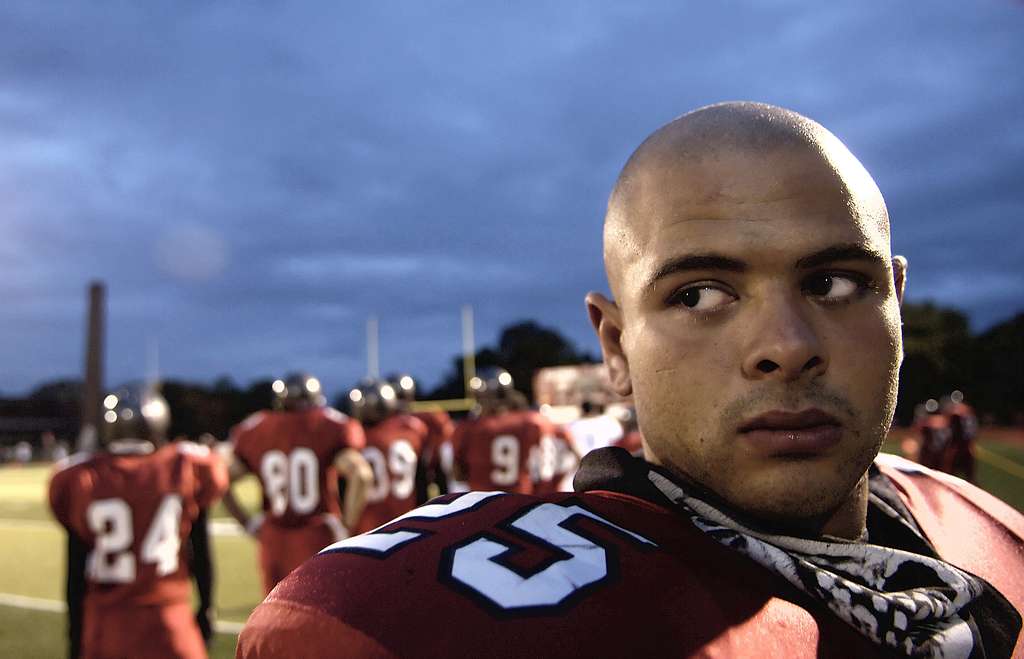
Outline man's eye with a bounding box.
[804,273,863,301]
[670,286,735,311]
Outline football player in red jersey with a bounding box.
[238,104,1024,658]
[49,386,228,659]
[917,398,952,471]
[389,373,454,498]
[941,390,979,483]
[221,372,372,593]
[450,368,556,494]
[347,379,431,534]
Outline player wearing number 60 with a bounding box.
[49,385,228,659]
[221,372,373,594]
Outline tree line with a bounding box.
[4,305,1021,442]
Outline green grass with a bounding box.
[2,439,1022,658]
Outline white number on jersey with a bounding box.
[86,494,183,583]
[260,447,320,516]
[448,502,654,609]
[490,435,519,486]
[364,440,418,503]
[528,435,559,483]
[321,493,656,611]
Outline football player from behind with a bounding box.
[49,386,228,659]
[221,372,372,594]
[451,368,556,494]
[389,373,454,499]
[348,379,430,534]
[942,390,978,483]
[917,397,952,471]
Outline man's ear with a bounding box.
[892,255,907,306]
[585,292,632,397]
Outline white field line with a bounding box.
[0,518,245,537]
[0,592,246,634]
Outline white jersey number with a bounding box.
[260,448,320,516]
[364,440,418,503]
[490,435,519,486]
[321,493,655,611]
[86,494,183,583]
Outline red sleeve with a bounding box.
[450,422,469,473]
[48,465,77,531]
[344,419,366,451]
[182,443,230,509]
[237,599,394,659]
[230,412,266,473]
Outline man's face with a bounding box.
[600,145,903,525]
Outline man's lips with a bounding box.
[738,409,843,456]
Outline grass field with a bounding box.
[2,437,1022,658]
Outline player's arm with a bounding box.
[333,448,372,530]
[65,531,87,659]
[49,467,85,659]
[188,509,214,645]
[222,453,263,536]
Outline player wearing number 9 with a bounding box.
[48,385,228,659]
[347,379,431,534]
[450,368,557,494]
[221,372,373,594]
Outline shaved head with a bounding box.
[587,101,906,538]
[604,101,889,300]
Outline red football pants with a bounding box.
[82,600,206,659]
[258,517,345,594]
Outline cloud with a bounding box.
[0,1,1021,395]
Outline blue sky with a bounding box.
[2,1,1022,397]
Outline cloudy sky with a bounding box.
[2,1,1022,397]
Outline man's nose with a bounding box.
[741,297,828,382]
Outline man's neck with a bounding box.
[817,474,869,541]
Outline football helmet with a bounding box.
[388,373,417,404]
[273,372,325,409]
[347,378,399,425]
[468,367,515,400]
[102,385,171,443]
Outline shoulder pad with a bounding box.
[53,451,92,473]
[322,407,349,424]
[176,441,211,457]
[874,452,968,487]
[234,411,267,435]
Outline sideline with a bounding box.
[976,445,1024,481]
[0,592,245,634]
[0,518,244,536]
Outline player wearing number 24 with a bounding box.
[222,372,373,594]
[49,385,228,659]
[238,104,1024,657]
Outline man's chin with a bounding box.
[718,463,857,533]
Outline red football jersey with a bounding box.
[918,414,952,470]
[356,414,430,534]
[529,426,577,495]
[237,454,1024,659]
[412,409,454,470]
[230,407,366,527]
[48,441,228,608]
[451,410,553,494]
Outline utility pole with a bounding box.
[81,281,105,450]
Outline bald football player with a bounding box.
[238,103,1024,658]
